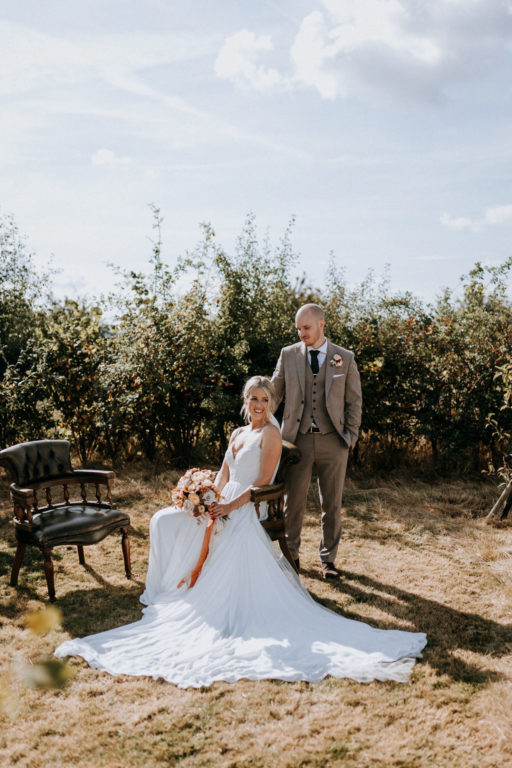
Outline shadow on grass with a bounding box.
[82,561,145,590]
[57,583,144,635]
[303,566,511,685]
[0,531,144,620]
[0,540,63,578]
[0,549,14,578]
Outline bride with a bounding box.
[55,376,427,687]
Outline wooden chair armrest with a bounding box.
[10,470,114,494]
[10,469,116,524]
[11,474,76,494]
[250,483,285,502]
[10,485,35,503]
[10,484,43,524]
[10,485,38,524]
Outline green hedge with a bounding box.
[1,209,512,471]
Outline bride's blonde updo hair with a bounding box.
[241,376,275,424]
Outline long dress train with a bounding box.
[55,429,427,687]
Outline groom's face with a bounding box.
[296,311,325,348]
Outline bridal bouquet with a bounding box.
[172,469,226,589]
[171,468,220,522]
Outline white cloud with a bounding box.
[440,213,481,232]
[218,0,512,102]
[91,148,132,167]
[291,0,447,101]
[215,29,283,91]
[484,204,512,225]
[441,204,512,232]
[290,11,342,100]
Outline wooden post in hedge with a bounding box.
[486,480,512,522]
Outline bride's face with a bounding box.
[245,387,270,423]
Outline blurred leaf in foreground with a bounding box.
[18,659,75,690]
[19,605,74,690]
[23,605,62,636]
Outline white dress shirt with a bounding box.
[307,338,328,371]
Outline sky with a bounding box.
[1,0,512,303]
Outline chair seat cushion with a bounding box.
[15,505,130,548]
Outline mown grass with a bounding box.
[1,467,512,767]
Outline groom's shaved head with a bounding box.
[295,304,324,323]
[295,304,326,348]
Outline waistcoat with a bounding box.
[299,356,335,434]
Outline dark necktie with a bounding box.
[310,349,319,375]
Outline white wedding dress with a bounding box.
[55,429,426,687]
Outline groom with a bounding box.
[271,304,362,579]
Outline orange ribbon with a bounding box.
[177,515,216,589]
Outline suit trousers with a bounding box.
[284,431,349,563]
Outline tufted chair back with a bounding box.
[0,440,73,486]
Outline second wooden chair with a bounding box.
[251,440,301,573]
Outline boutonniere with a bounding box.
[330,354,343,368]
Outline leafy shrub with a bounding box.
[1,208,511,473]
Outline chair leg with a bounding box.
[121,527,131,579]
[77,545,86,565]
[278,535,299,574]
[10,542,26,587]
[42,547,56,602]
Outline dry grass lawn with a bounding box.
[1,466,512,767]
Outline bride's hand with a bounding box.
[209,501,233,518]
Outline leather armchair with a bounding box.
[0,440,131,602]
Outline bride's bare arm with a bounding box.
[210,426,282,518]
[253,427,282,486]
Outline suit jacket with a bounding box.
[271,340,362,447]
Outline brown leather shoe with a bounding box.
[321,561,341,579]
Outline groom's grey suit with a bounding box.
[271,340,362,563]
